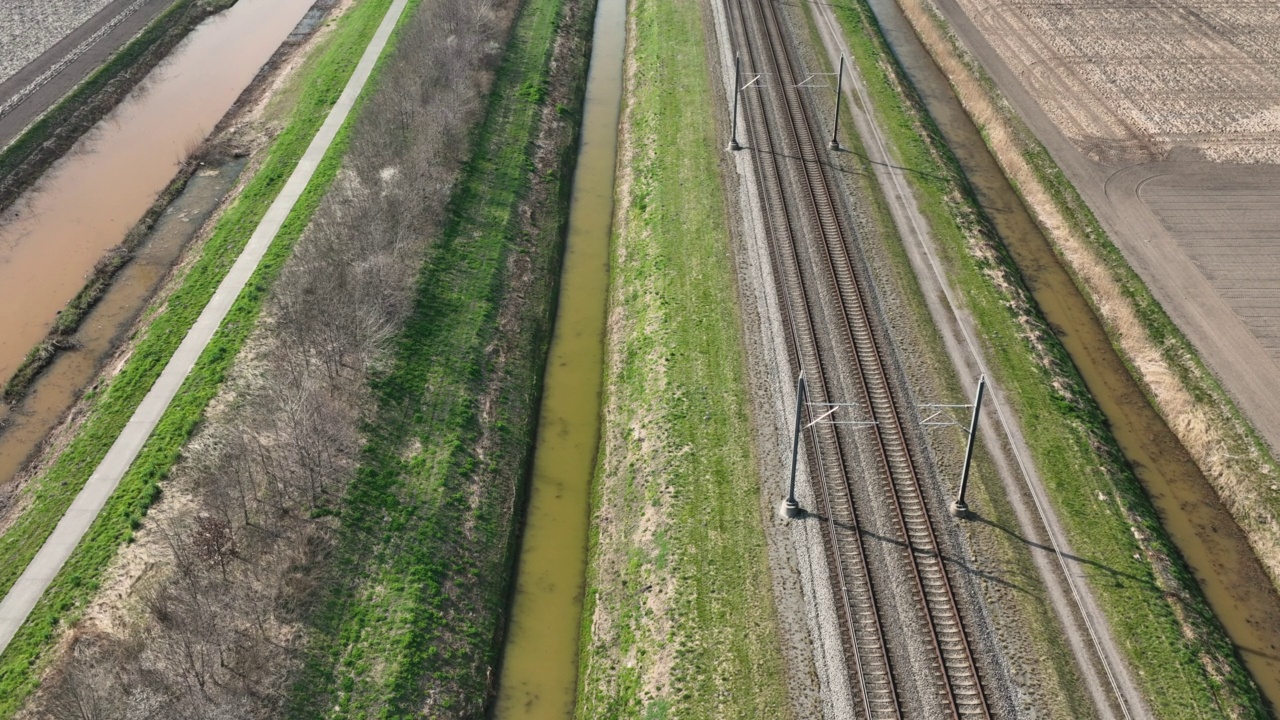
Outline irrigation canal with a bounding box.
[0,0,316,489]
[492,0,625,714]
[865,0,1280,706]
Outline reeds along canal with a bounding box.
[491,0,625,715]
[0,0,316,487]
[864,0,1280,707]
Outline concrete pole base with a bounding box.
[779,498,801,519]
[949,499,969,519]
[728,139,742,151]
[828,140,840,150]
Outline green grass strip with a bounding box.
[829,0,1263,716]
[0,0,412,713]
[282,0,574,715]
[572,0,792,715]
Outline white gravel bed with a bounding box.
[0,0,116,85]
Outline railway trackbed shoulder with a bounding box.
[724,0,999,714]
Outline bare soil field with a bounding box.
[930,0,1280,458]
[0,0,117,83]
[1125,163,1280,357]
[0,0,176,149]
[948,0,1280,166]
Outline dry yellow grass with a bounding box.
[897,0,1280,588]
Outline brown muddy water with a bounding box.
[0,162,243,494]
[0,0,316,485]
[492,0,625,715]
[863,0,1280,707]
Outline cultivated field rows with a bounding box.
[955,0,1280,163]
[0,0,115,85]
[1140,166,1280,358]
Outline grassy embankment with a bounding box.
[829,0,1264,716]
[903,0,1280,591]
[573,0,792,716]
[788,5,1089,714]
[0,0,409,713]
[280,0,594,712]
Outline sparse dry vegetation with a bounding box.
[0,2,400,710]
[0,1,116,84]
[13,0,594,713]
[939,0,1280,165]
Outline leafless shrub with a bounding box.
[182,135,239,168]
[23,0,517,716]
[190,515,235,578]
[38,633,125,720]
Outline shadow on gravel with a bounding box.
[801,508,1033,594]
[750,145,875,180]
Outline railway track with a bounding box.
[724,0,991,716]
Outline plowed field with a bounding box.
[952,0,1280,164]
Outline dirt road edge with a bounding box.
[896,0,1280,614]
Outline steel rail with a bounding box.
[725,0,898,716]
[727,0,991,715]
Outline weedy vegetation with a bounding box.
[573,0,792,715]
[827,0,1265,715]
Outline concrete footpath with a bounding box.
[0,0,410,656]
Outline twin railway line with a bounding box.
[723,0,991,716]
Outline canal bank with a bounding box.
[842,0,1278,712]
[0,0,422,711]
[570,0,795,711]
[0,0,318,388]
[492,0,624,713]
[0,0,323,492]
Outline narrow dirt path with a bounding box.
[806,4,1151,718]
[0,0,409,656]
